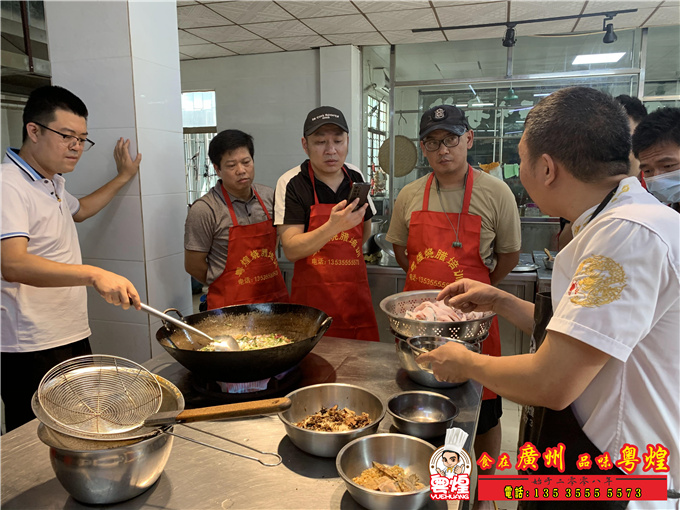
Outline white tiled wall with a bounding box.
[50,57,137,131]
[320,45,363,170]
[136,128,186,196]
[69,127,141,197]
[180,46,365,187]
[44,0,187,363]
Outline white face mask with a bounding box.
[645,169,680,204]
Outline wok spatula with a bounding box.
[138,302,240,351]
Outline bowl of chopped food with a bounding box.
[387,391,459,439]
[337,433,434,510]
[278,383,385,457]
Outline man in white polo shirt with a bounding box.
[1,85,142,431]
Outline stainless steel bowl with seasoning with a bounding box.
[336,433,434,510]
[278,383,385,457]
[387,391,459,439]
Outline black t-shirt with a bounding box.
[274,160,374,231]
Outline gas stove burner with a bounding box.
[189,366,302,403]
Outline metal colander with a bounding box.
[380,290,495,342]
[37,355,162,436]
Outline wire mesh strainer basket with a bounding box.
[37,355,163,436]
[380,290,495,341]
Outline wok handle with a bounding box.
[175,397,292,423]
[314,316,333,340]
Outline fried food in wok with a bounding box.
[198,332,293,352]
[353,462,426,492]
[295,405,371,432]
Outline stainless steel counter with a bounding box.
[1,337,482,510]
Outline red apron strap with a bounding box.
[308,164,353,206]
[220,183,240,226]
[252,188,271,221]
[422,172,435,211]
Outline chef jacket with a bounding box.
[548,176,679,508]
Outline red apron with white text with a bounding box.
[207,185,289,309]
[403,167,501,400]
[291,166,379,342]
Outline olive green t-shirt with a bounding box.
[385,169,521,271]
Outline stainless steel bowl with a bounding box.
[396,336,480,388]
[387,391,459,439]
[37,423,173,505]
[336,433,434,510]
[278,383,385,457]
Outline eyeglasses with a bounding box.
[32,122,95,151]
[423,134,462,152]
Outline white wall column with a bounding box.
[319,45,363,173]
[44,1,190,363]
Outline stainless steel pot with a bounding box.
[34,371,285,504]
[38,423,173,505]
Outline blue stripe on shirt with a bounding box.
[1,232,29,240]
[5,148,43,181]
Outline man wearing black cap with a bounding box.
[274,106,380,341]
[386,104,520,508]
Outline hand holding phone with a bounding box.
[347,182,371,212]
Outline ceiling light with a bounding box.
[572,52,625,65]
[533,93,552,97]
[502,24,517,48]
[602,15,617,44]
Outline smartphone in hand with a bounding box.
[347,182,371,212]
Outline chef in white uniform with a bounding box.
[419,87,679,510]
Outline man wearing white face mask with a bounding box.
[633,106,680,212]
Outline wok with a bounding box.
[155,302,332,382]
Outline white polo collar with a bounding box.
[5,147,43,181]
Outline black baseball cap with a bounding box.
[303,106,349,136]
[419,105,470,139]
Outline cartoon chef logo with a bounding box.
[430,446,472,478]
[429,445,472,501]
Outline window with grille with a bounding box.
[366,95,387,171]
[182,91,217,204]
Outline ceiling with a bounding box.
[177,0,680,60]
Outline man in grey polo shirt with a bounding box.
[184,129,288,309]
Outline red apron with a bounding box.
[403,167,501,400]
[207,184,289,309]
[290,166,380,342]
